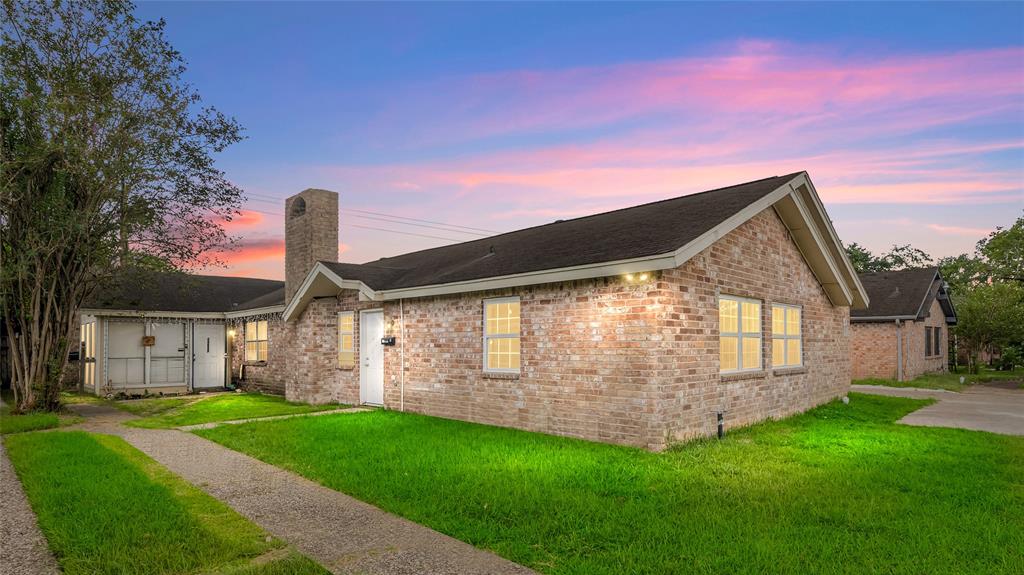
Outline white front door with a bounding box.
[193,323,225,389]
[359,310,385,405]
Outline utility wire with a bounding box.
[241,193,499,234]
[224,208,464,243]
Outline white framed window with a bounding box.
[338,311,354,368]
[244,319,268,362]
[719,295,761,373]
[772,304,802,368]
[484,297,520,372]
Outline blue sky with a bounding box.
[134,2,1024,279]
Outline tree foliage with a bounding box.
[1,0,243,411]
[844,242,933,274]
[954,282,1024,372]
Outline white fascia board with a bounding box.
[375,253,679,301]
[787,187,854,306]
[670,181,794,266]
[282,262,378,322]
[796,175,870,308]
[912,271,941,320]
[224,305,286,319]
[78,308,226,319]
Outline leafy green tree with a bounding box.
[938,253,990,298]
[978,214,1023,284]
[1,0,243,411]
[954,282,1024,373]
[844,243,933,273]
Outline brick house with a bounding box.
[81,172,868,449]
[850,268,957,381]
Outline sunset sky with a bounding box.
[135,2,1024,280]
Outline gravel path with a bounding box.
[67,404,534,575]
[0,438,61,575]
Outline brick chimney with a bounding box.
[285,188,338,303]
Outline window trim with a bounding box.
[244,319,269,363]
[719,294,763,374]
[925,325,933,357]
[771,303,803,368]
[338,311,355,368]
[483,296,521,374]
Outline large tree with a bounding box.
[1,0,243,411]
[844,242,933,274]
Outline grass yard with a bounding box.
[1,390,81,434]
[4,431,327,575]
[124,392,345,429]
[855,367,1024,392]
[198,394,1024,575]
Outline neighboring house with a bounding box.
[850,268,957,381]
[78,275,283,395]
[80,171,868,449]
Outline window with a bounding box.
[338,312,354,368]
[925,326,932,357]
[934,327,942,356]
[484,297,520,372]
[720,295,761,373]
[244,320,268,362]
[772,304,802,368]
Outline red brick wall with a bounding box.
[851,322,899,380]
[239,208,851,450]
[651,209,850,446]
[850,297,949,382]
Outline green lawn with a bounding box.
[197,395,1024,575]
[855,367,1024,392]
[1,391,81,435]
[124,393,345,429]
[4,431,327,575]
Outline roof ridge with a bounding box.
[367,172,803,265]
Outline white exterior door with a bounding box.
[193,323,225,389]
[150,322,186,387]
[359,310,385,405]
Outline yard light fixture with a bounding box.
[228,329,236,337]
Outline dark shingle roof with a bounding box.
[86,272,284,313]
[325,173,802,290]
[851,267,941,320]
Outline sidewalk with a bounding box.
[67,404,534,575]
[851,384,1024,436]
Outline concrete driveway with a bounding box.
[851,384,1024,436]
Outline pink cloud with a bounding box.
[219,210,265,230]
[368,42,1023,144]
[927,223,999,236]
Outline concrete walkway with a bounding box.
[851,384,1024,436]
[0,439,60,575]
[66,404,534,575]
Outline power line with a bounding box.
[241,193,499,234]
[345,223,463,243]
[224,207,464,243]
